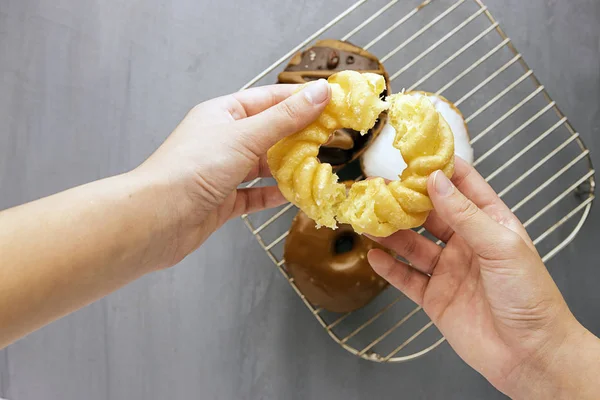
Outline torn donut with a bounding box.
[361,91,473,181]
[278,39,391,168]
[267,71,455,237]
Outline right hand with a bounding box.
[367,157,599,399]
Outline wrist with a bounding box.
[504,319,600,399]
[123,168,194,271]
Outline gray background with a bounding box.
[0,0,599,399]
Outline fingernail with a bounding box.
[303,79,329,105]
[433,170,454,196]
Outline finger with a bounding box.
[187,84,300,123]
[422,158,489,243]
[428,170,523,260]
[230,84,300,118]
[230,186,287,218]
[423,157,530,245]
[243,157,272,182]
[423,210,454,243]
[369,230,443,275]
[367,249,428,306]
[449,157,535,250]
[451,157,508,212]
[233,79,331,157]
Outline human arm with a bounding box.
[0,80,331,348]
[367,157,600,399]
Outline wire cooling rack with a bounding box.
[239,0,596,362]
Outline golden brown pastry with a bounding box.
[278,39,390,168]
[337,92,455,236]
[361,91,473,181]
[267,70,388,229]
[267,70,455,237]
[285,209,388,313]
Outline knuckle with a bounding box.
[451,164,473,188]
[500,231,525,251]
[277,101,300,130]
[267,90,278,111]
[399,265,415,288]
[480,231,524,260]
[230,124,263,160]
[428,251,441,272]
[455,197,480,222]
[403,237,417,257]
[225,98,247,120]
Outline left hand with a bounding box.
[135,79,331,267]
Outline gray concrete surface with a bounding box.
[0,0,598,399]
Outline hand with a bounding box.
[367,157,600,399]
[0,80,331,347]
[135,80,331,266]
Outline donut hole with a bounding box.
[333,232,357,255]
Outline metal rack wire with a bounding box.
[239,0,596,362]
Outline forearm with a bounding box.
[0,171,180,348]
[506,323,600,400]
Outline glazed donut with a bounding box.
[278,39,391,168]
[361,91,473,181]
[267,71,455,237]
[285,209,388,313]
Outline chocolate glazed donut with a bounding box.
[284,210,389,313]
[278,39,391,168]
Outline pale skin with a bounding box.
[0,79,598,399]
[367,160,600,399]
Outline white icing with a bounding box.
[362,93,474,181]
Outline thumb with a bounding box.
[428,170,521,260]
[234,79,330,157]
